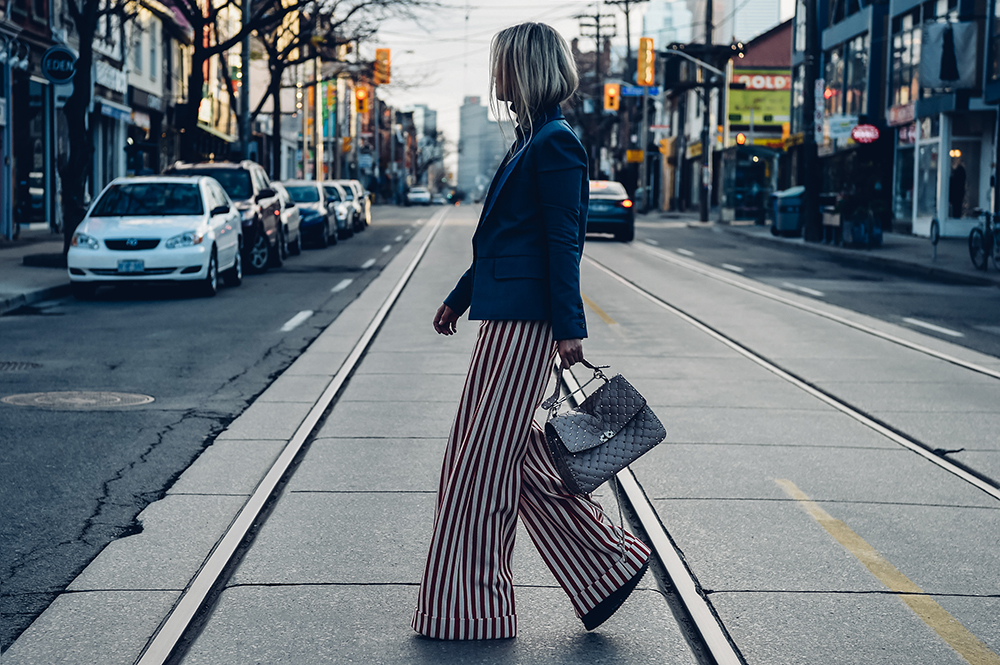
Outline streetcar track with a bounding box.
[584,254,1000,502]
[134,208,449,665]
[631,242,1000,381]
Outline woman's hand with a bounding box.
[433,303,459,335]
[557,338,584,368]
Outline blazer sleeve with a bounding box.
[443,264,473,315]
[534,127,588,341]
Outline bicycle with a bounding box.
[968,209,1000,271]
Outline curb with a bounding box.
[0,283,72,316]
[712,224,1000,288]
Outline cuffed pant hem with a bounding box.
[411,609,517,640]
[568,544,651,618]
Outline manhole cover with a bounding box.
[0,362,42,371]
[1,391,154,410]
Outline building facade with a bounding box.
[457,95,511,202]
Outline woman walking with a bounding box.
[411,22,651,641]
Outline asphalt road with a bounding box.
[0,205,432,650]
[631,223,1000,358]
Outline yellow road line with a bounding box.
[776,479,1000,665]
[582,293,617,325]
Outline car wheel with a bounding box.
[247,226,271,273]
[71,283,96,300]
[327,220,339,246]
[199,249,219,297]
[316,222,330,248]
[222,244,243,287]
[270,226,285,268]
[615,225,635,242]
[289,229,302,255]
[339,223,353,240]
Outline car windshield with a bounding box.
[91,183,204,217]
[334,184,354,200]
[178,169,252,201]
[284,185,321,203]
[589,181,628,197]
[323,186,342,202]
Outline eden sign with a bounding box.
[41,46,77,85]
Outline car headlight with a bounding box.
[71,232,99,250]
[165,231,205,249]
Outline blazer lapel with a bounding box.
[477,105,566,229]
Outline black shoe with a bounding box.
[581,560,650,631]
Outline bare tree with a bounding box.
[60,0,135,251]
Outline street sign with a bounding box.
[621,85,660,97]
[637,37,655,86]
[41,46,77,85]
[851,124,880,143]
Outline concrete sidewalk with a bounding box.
[636,210,1000,287]
[0,229,68,315]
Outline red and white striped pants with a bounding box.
[412,320,651,640]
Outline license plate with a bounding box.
[117,260,145,274]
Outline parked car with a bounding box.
[271,182,303,257]
[67,176,243,298]
[165,160,282,272]
[321,182,354,239]
[280,180,338,248]
[586,180,635,242]
[331,179,370,231]
[406,187,432,206]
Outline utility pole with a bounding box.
[801,0,822,241]
[240,0,250,161]
[575,3,617,79]
[700,0,713,222]
[604,0,648,80]
[373,91,380,202]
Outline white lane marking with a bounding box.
[280,310,314,332]
[676,248,695,256]
[395,235,403,242]
[721,263,744,273]
[642,238,659,245]
[361,258,377,269]
[903,318,964,338]
[782,282,825,297]
[382,245,392,253]
[331,278,353,293]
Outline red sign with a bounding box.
[851,124,880,143]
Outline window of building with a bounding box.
[794,0,807,52]
[991,0,1000,81]
[150,28,157,81]
[824,46,844,116]
[31,0,45,22]
[890,9,921,108]
[844,33,869,116]
[133,24,144,75]
[830,0,862,25]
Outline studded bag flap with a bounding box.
[541,361,666,495]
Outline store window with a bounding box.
[830,0,863,24]
[991,0,1000,81]
[844,34,869,116]
[795,0,807,52]
[894,124,916,221]
[948,139,980,218]
[824,46,844,116]
[891,9,921,108]
[916,116,940,218]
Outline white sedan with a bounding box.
[67,176,243,298]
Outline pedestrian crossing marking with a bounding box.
[776,479,1000,665]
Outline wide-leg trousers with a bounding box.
[411,320,651,640]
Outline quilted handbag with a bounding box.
[541,360,666,495]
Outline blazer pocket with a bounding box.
[493,255,546,280]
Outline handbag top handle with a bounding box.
[540,359,611,415]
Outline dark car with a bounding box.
[281,180,339,248]
[165,161,283,272]
[586,180,635,242]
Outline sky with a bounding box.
[366,0,794,177]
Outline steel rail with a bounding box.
[632,242,1000,382]
[135,208,449,665]
[559,365,745,665]
[585,254,1000,502]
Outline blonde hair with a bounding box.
[489,22,579,147]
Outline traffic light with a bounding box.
[637,37,655,86]
[603,83,620,111]
[730,41,745,59]
[342,136,352,153]
[735,132,747,145]
[374,48,391,85]
[355,86,369,114]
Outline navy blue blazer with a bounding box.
[444,105,590,341]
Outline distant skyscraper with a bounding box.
[457,96,513,201]
[715,0,781,43]
[643,0,694,48]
